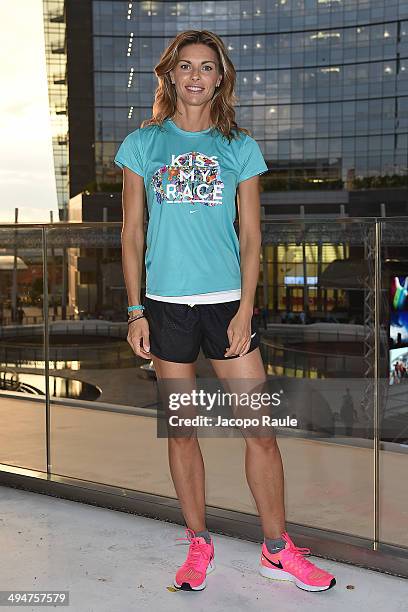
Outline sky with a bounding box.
[0,1,58,223]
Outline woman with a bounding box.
[115,30,335,594]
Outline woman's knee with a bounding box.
[245,435,278,452]
[168,434,199,449]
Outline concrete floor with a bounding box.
[0,487,406,612]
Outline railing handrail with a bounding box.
[0,216,407,229]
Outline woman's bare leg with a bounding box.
[209,348,286,538]
[152,355,207,533]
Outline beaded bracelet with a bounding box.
[127,304,145,314]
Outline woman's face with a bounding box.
[170,43,222,109]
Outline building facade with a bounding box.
[43,0,408,217]
[96,0,408,217]
[42,0,70,217]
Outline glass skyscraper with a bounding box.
[43,1,408,216]
[42,0,69,216]
[92,0,408,217]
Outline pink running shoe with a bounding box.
[260,532,336,592]
[174,528,215,591]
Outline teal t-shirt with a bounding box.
[114,118,268,297]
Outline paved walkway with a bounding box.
[1,487,406,612]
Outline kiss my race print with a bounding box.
[151,151,224,206]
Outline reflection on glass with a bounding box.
[0,227,46,471]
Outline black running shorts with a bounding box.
[143,297,260,363]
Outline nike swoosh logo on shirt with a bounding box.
[190,210,198,213]
[251,332,256,338]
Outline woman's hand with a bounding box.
[127,317,151,359]
[224,308,253,358]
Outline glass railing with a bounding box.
[0,218,406,554]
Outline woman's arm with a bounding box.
[121,167,151,358]
[121,166,146,307]
[237,174,262,315]
[224,175,262,358]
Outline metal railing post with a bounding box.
[373,219,382,550]
[42,227,51,475]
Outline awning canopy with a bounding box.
[319,259,368,289]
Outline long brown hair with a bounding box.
[140,30,250,143]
